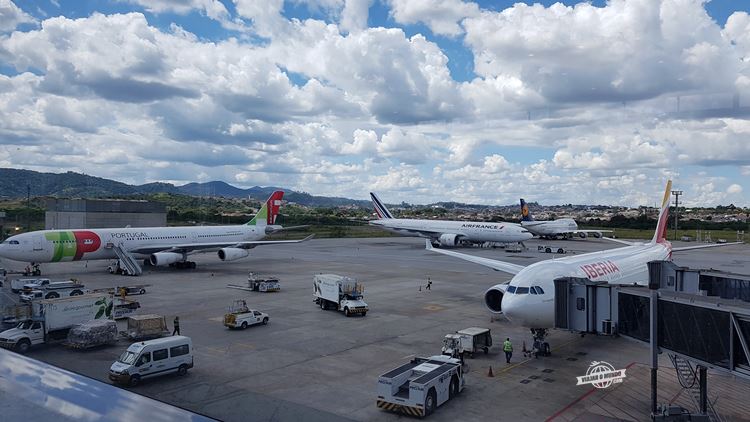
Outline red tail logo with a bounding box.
[267,191,283,224]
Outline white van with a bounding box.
[109,336,193,386]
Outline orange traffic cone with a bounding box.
[487,366,494,377]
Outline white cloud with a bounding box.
[388,0,479,37]
[340,0,372,33]
[0,0,35,32]
[728,184,743,194]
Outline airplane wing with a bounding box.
[599,237,639,246]
[264,225,310,234]
[425,240,525,275]
[129,234,315,255]
[672,241,744,252]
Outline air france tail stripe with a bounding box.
[370,193,393,219]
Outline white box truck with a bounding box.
[377,355,465,418]
[441,327,492,359]
[313,274,368,317]
[0,293,114,353]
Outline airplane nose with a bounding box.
[501,294,518,321]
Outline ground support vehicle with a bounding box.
[21,282,86,300]
[441,327,492,359]
[313,274,368,317]
[109,336,193,386]
[377,355,465,418]
[11,278,50,293]
[114,298,141,319]
[0,294,113,353]
[223,300,269,329]
[125,314,168,340]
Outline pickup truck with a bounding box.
[223,301,269,329]
[11,278,50,293]
[23,282,86,299]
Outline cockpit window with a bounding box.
[506,285,516,294]
[515,287,529,294]
[534,286,545,295]
[529,287,538,295]
[5,240,20,245]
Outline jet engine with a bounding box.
[149,252,183,266]
[217,247,250,261]
[578,232,588,239]
[438,233,461,247]
[484,284,505,313]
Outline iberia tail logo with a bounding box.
[45,231,101,262]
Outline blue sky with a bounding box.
[2,0,750,206]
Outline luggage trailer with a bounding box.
[377,356,464,418]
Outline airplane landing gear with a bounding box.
[530,328,551,358]
[171,261,197,269]
[23,263,41,276]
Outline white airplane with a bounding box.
[426,181,742,344]
[519,198,612,239]
[0,191,312,275]
[369,192,533,247]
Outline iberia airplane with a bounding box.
[0,191,311,275]
[426,181,743,344]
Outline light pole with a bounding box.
[671,190,682,240]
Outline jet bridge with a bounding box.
[554,261,750,421]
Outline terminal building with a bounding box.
[45,199,167,229]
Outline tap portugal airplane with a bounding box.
[369,192,533,247]
[0,191,312,275]
[426,181,743,346]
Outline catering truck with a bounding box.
[313,274,368,317]
[377,355,465,418]
[0,293,113,353]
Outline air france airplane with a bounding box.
[427,181,742,342]
[0,191,311,275]
[519,199,612,240]
[369,192,533,247]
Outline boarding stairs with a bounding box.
[112,244,142,276]
[669,354,724,422]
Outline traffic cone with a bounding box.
[487,366,494,377]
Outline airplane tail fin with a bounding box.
[520,199,534,222]
[370,192,394,219]
[247,191,284,226]
[651,180,673,244]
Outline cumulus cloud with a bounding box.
[727,184,743,194]
[388,0,479,37]
[0,0,35,32]
[340,0,372,33]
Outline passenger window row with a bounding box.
[141,345,189,363]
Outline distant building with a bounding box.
[45,199,166,229]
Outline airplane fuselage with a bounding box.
[487,241,671,328]
[370,218,533,244]
[521,218,578,237]
[0,225,269,263]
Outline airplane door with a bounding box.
[33,234,43,251]
[190,232,198,243]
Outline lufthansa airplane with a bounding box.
[519,198,612,240]
[0,191,311,275]
[427,181,742,343]
[369,192,533,247]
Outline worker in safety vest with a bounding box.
[503,338,513,364]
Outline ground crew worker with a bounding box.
[503,337,513,364]
[173,316,181,336]
[426,276,432,290]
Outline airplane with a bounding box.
[368,192,533,247]
[426,181,743,347]
[0,191,312,275]
[519,198,613,240]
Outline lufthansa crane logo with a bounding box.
[521,204,529,217]
[576,361,626,389]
